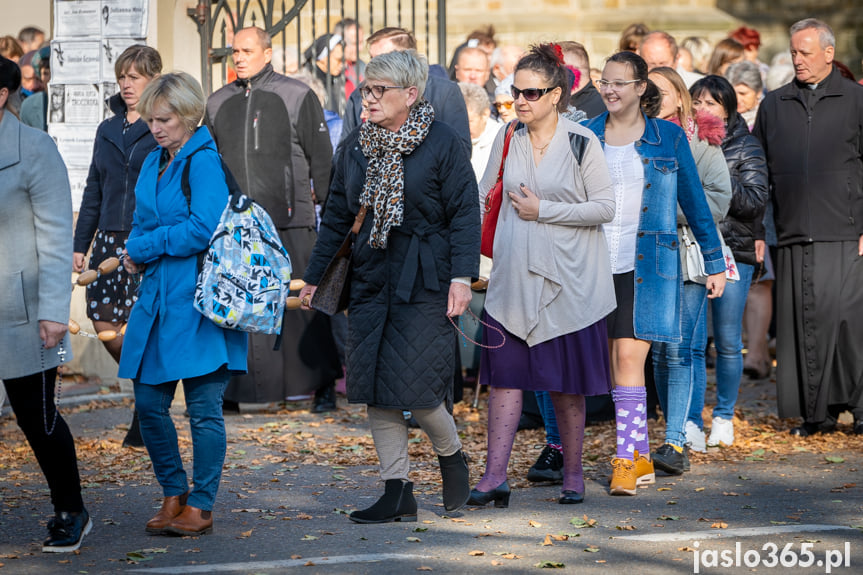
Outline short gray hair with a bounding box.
[458,81,490,116]
[365,49,428,104]
[138,72,205,133]
[725,60,763,93]
[789,18,835,49]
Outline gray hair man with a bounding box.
[752,18,863,437]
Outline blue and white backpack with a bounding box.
[182,145,292,335]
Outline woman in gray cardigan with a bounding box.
[469,45,616,507]
[0,56,90,552]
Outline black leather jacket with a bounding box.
[719,112,769,265]
[73,95,157,253]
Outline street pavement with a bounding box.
[1,374,861,575]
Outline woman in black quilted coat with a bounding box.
[687,75,768,448]
[301,50,480,523]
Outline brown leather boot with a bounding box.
[145,492,189,534]
[164,505,213,536]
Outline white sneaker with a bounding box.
[685,420,707,453]
[708,416,734,447]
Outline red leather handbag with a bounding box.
[481,121,517,259]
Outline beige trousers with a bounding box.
[367,403,462,480]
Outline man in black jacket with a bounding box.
[753,18,863,437]
[340,27,470,154]
[560,41,605,119]
[205,26,333,410]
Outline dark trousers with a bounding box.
[3,368,84,514]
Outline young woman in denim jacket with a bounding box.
[647,67,732,473]
[584,51,726,496]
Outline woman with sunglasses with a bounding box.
[469,43,616,507]
[301,49,477,523]
[584,51,726,496]
[492,74,517,123]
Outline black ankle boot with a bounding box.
[438,450,470,511]
[122,410,145,448]
[349,479,418,524]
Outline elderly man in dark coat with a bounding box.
[753,18,863,436]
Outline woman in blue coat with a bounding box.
[118,72,247,536]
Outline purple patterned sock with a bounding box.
[612,386,648,460]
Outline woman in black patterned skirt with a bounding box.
[72,45,162,446]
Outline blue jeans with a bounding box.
[134,366,229,511]
[689,263,754,426]
[535,391,561,445]
[652,282,708,446]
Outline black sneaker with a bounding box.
[42,509,92,553]
[652,443,689,475]
[527,445,564,483]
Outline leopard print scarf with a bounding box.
[358,98,434,249]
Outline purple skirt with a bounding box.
[479,313,612,395]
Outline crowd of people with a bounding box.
[1,15,862,553]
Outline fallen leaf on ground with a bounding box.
[711,522,728,529]
[528,520,542,528]
[469,550,485,556]
[536,560,565,568]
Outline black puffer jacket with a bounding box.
[718,112,768,265]
[304,120,480,410]
[73,94,157,253]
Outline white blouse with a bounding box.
[603,142,644,274]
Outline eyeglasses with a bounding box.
[510,86,554,101]
[493,100,514,111]
[597,79,642,91]
[360,84,406,100]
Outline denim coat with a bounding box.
[118,127,247,384]
[584,113,724,342]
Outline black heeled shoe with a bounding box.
[558,490,584,504]
[467,481,510,508]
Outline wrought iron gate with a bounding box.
[189,0,447,95]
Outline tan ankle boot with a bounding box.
[164,505,213,536]
[145,492,189,534]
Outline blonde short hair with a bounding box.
[138,72,205,133]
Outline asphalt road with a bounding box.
[1,379,861,575]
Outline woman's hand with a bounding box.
[39,320,68,349]
[509,184,540,221]
[447,282,472,317]
[298,284,317,310]
[705,272,727,299]
[754,239,766,263]
[122,249,142,274]
[73,252,86,272]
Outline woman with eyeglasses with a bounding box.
[584,51,726,496]
[469,43,616,507]
[300,49,478,523]
[646,66,731,471]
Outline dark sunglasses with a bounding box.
[510,86,554,101]
[493,100,514,111]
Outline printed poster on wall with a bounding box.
[101,38,145,81]
[67,168,90,212]
[48,84,102,124]
[49,124,98,168]
[50,41,101,84]
[54,0,101,38]
[101,0,149,38]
